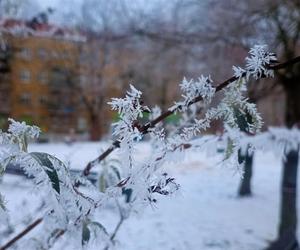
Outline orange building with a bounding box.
[0,19,88,135]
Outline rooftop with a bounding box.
[0,18,86,42]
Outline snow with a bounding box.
[1,141,299,249]
[98,150,284,250]
[28,142,110,170]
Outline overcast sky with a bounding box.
[2,0,206,32]
[30,0,176,23]
[26,0,83,25]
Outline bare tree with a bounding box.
[204,0,300,248]
[77,0,200,139]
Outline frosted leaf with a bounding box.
[8,118,40,139]
[170,75,215,112]
[108,84,145,139]
[0,193,5,211]
[232,66,246,79]
[181,76,215,102]
[108,84,143,120]
[245,45,277,79]
[181,112,213,141]
[215,74,263,133]
[150,106,162,120]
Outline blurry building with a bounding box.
[0,19,94,136]
[0,18,134,140]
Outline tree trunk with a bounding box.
[267,77,300,250]
[279,150,298,245]
[266,149,299,250]
[238,149,253,197]
[89,115,103,141]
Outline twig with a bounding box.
[104,201,126,250]
[0,218,43,250]
[110,204,125,242]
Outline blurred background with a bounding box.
[0,1,300,250]
[0,0,297,142]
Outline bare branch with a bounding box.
[0,218,43,250]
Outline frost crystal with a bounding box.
[170,76,215,112]
[8,118,40,139]
[108,84,145,138]
[232,66,246,79]
[245,45,277,79]
[150,106,162,120]
[180,76,215,103]
[216,85,263,133]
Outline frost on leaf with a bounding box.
[0,120,97,243]
[0,193,5,211]
[245,45,277,79]
[150,106,162,120]
[82,221,91,246]
[232,66,246,79]
[8,118,40,139]
[108,84,145,137]
[215,76,263,134]
[108,85,146,176]
[30,152,61,194]
[98,158,121,193]
[7,118,40,152]
[170,76,215,112]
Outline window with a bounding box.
[61,50,70,60]
[18,48,31,60]
[19,93,31,105]
[37,48,48,60]
[77,117,87,131]
[51,51,59,59]
[51,68,70,86]
[39,96,48,105]
[38,71,48,84]
[19,70,30,83]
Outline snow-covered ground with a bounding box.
[1,141,299,250]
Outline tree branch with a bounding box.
[0,218,43,250]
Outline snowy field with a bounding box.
[1,141,300,250]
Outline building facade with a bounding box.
[0,19,89,135]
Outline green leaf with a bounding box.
[233,107,253,133]
[82,222,91,246]
[122,188,133,203]
[224,138,234,160]
[99,173,106,193]
[0,164,5,177]
[110,165,121,180]
[0,193,6,211]
[21,135,28,152]
[30,152,60,194]
[0,155,16,175]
